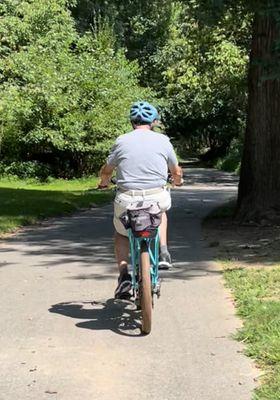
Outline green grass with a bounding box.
[224,267,280,399]
[0,176,113,234]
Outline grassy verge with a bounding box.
[0,176,113,235]
[224,266,280,400]
[205,202,280,398]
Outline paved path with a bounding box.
[0,168,257,400]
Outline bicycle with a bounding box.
[121,202,162,335]
[98,176,181,335]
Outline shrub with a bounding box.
[0,0,153,178]
[0,161,52,180]
[152,2,250,155]
[215,138,242,173]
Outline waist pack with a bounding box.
[120,201,162,235]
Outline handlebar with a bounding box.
[97,174,183,190]
[96,177,116,190]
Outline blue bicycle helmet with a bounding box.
[130,101,159,124]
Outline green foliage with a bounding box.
[0,0,266,177]
[0,0,152,178]
[215,138,242,173]
[0,161,51,180]
[72,0,173,84]
[71,1,254,161]
[224,267,280,400]
[153,2,251,155]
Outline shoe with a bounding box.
[114,272,132,299]
[158,252,172,270]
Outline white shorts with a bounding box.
[113,188,171,237]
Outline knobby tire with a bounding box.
[140,242,152,334]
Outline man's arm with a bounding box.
[169,164,183,186]
[98,138,119,188]
[98,163,115,188]
[166,139,184,186]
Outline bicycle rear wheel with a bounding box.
[139,242,152,334]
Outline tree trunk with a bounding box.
[236,7,280,223]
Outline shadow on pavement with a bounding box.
[49,299,145,337]
[1,168,237,336]
[0,206,117,273]
[0,169,238,287]
[185,168,238,187]
[1,191,236,273]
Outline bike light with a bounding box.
[139,231,151,238]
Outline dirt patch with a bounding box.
[203,217,280,268]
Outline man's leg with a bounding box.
[114,232,129,274]
[159,212,172,269]
[114,232,132,298]
[113,194,134,298]
[159,212,168,246]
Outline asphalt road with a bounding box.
[0,168,257,400]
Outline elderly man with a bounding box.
[98,101,183,298]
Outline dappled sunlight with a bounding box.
[0,168,238,280]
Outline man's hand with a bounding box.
[98,163,115,189]
[97,183,109,190]
[169,165,184,186]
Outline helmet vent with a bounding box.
[130,101,159,124]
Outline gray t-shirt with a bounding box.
[107,129,178,189]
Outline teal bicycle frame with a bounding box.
[128,228,161,298]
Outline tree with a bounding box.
[71,0,173,85]
[169,0,280,223]
[0,0,152,178]
[237,1,280,222]
[153,1,250,156]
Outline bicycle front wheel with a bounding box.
[140,242,152,334]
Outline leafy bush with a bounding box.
[0,0,153,178]
[215,138,243,173]
[152,2,250,155]
[0,161,52,180]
